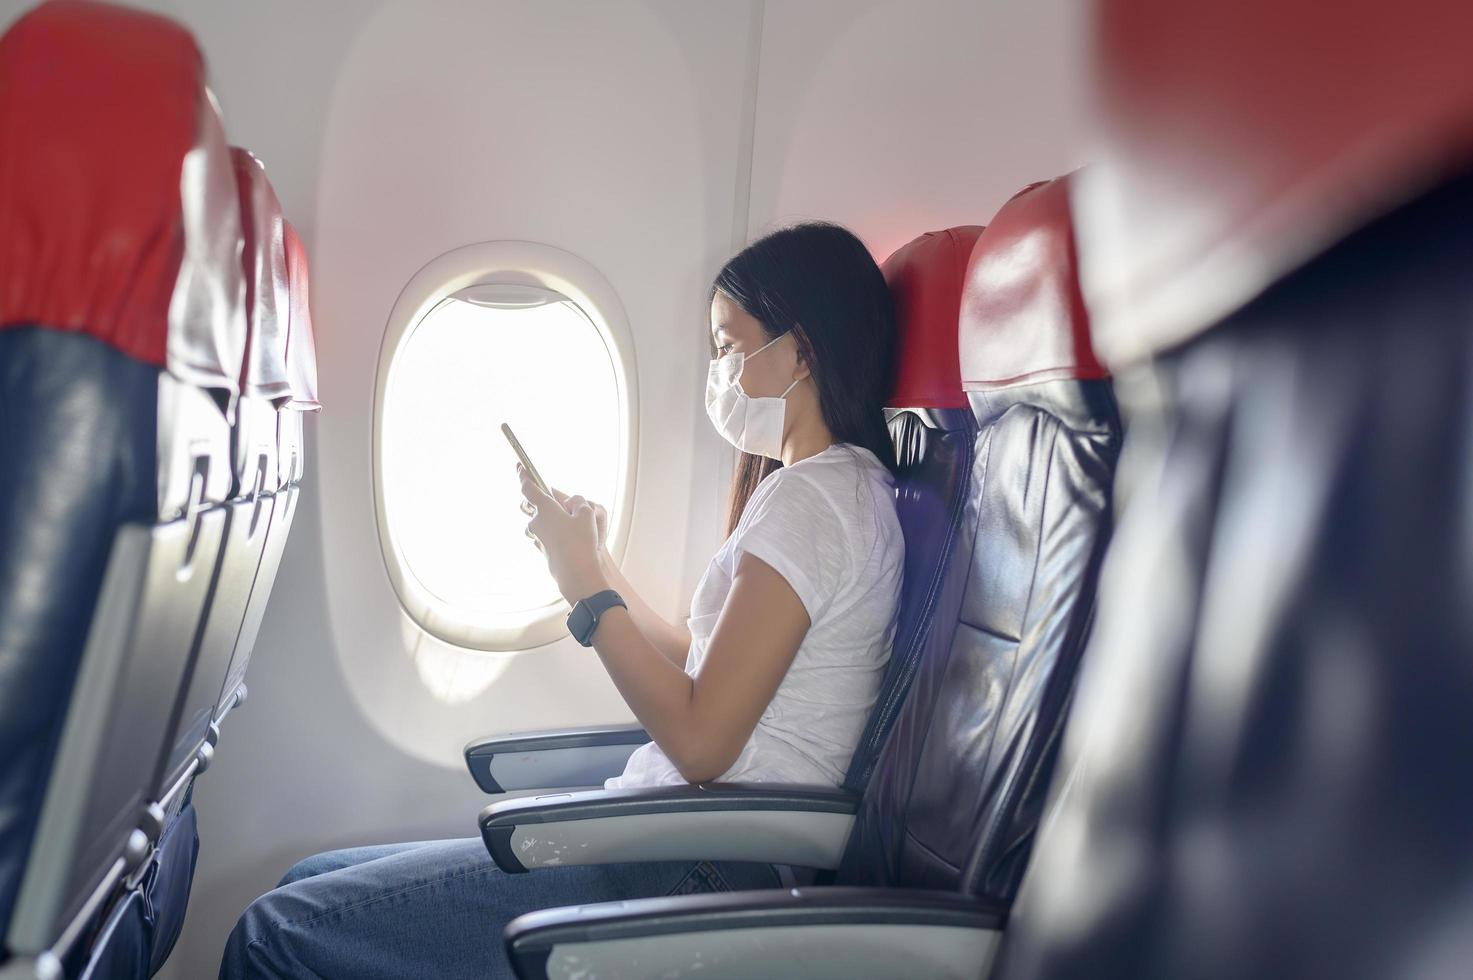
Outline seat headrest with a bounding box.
[1078,0,1473,367]
[960,176,1106,416]
[0,0,245,392]
[231,147,292,402]
[881,227,982,410]
[282,221,321,412]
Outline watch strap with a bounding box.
[569,589,626,646]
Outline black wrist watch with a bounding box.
[566,589,626,647]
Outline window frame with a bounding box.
[372,241,639,652]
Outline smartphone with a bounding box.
[501,422,551,496]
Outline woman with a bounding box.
[220,222,905,979]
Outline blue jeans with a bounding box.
[219,838,782,978]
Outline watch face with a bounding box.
[567,603,593,645]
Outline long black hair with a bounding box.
[712,221,898,536]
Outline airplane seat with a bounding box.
[838,174,1118,901]
[163,148,291,799]
[490,177,1124,979]
[461,227,984,799]
[843,225,985,793]
[0,1,245,975]
[213,217,322,728]
[994,2,1473,978]
[130,148,297,980]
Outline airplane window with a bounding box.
[380,283,626,650]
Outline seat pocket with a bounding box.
[146,799,201,975]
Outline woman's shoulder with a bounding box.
[754,444,895,527]
[788,443,893,491]
[732,445,901,613]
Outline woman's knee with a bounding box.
[276,850,340,888]
[275,841,430,888]
[219,890,286,979]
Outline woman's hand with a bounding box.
[518,465,609,604]
[551,487,609,550]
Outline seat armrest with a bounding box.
[463,725,650,793]
[479,783,859,873]
[504,886,1006,980]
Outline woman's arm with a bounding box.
[588,552,807,783]
[546,486,691,666]
[523,470,807,783]
[596,548,692,669]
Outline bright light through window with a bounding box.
[381,289,622,626]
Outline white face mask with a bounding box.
[705,333,801,460]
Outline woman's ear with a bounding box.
[789,325,813,382]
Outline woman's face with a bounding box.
[710,291,797,399]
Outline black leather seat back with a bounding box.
[839,177,1121,901]
[843,227,984,793]
[0,2,244,962]
[997,2,1473,975]
[1001,161,1473,980]
[0,328,158,942]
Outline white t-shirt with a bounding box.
[607,443,904,789]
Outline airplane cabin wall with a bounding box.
[0,1,1087,975]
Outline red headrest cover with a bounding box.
[1079,0,1473,366]
[282,221,321,411]
[881,227,981,410]
[0,0,244,389]
[960,176,1106,391]
[232,147,292,401]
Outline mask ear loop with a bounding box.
[748,332,785,358]
[754,331,802,399]
[772,326,812,400]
